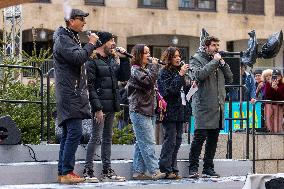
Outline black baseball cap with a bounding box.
[272,69,282,76]
[65,9,89,21]
[254,69,263,75]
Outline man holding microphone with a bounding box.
[53,9,99,184]
[188,36,233,178]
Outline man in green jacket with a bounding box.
[188,36,233,178]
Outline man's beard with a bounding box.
[104,46,112,56]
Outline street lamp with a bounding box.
[172,36,179,45]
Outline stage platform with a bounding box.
[0,143,251,185]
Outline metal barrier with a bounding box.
[252,100,284,173]
[46,68,55,143]
[0,64,45,142]
[225,84,250,159]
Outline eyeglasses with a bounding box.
[74,17,85,22]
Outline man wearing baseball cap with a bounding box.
[53,8,99,184]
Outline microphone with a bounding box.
[86,31,102,47]
[115,47,133,58]
[147,57,165,65]
[180,60,193,72]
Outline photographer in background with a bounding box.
[263,69,284,133]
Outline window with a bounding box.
[84,0,104,6]
[275,0,284,16]
[179,0,216,11]
[228,0,264,15]
[138,0,167,9]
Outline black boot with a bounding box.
[202,168,220,178]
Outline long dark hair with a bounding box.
[130,44,147,67]
[161,46,180,70]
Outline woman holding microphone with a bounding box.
[127,44,165,180]
[157,47,189,179]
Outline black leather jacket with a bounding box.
[127,64,159,116]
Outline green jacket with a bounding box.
[190,52,233,129]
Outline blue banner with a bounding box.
[189,102,262,134]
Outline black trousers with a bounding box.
[188,129,220,171]
[159,121,183,174]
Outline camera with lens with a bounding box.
[272,75,278,80]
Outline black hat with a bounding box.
[65,9,89,21]
[272,69,282,76]
[96,31,114,47]
[254,69,263,75]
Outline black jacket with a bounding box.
[53,26,95,126]
[86,54,130,113]
[157,67,186,122]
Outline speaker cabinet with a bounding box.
[223,57,241,85]
[0,115,21,145]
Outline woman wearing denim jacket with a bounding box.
[127,44,165,180]
[157,47,189,179]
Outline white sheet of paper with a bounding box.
[186,85,198,101]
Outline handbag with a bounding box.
[155,88,167,121]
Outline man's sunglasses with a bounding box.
[74,17,85,22]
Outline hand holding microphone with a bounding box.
[179,61,190,76]
[86,31,101,47]
[147,57,165,65]
[115,47,133,58]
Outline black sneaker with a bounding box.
[83,168,99,183]
[202,169,220,178]
[101,168,126,182]
[188,169,199,179]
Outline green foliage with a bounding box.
[0,82,42,143]
[112,124,135,145]
[0,47,53,144]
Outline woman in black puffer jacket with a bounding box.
[157,47,190,179]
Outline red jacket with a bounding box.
[263,81,284,101]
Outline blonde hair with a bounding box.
[261,69,273,82]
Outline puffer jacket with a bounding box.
[53,26,95,126]
[86,54,130,113]
[127,64,159,116]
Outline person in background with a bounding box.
[228,62,256,103]
[83,31,130,182]
[157,46,189,179]
[53,9,98,184]
[188,36,233,178]
[254,69,264,100]
[127,44,166,180]
[263,69,284,133]
[117,81,129,130]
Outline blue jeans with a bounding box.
[159,121,183,174]
[85,112,115,171]
[130,112,159,175]
[58,118,82,175]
